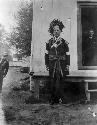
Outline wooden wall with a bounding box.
[31,0,97,77]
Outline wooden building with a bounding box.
[30,0,97,101]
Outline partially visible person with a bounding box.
[0,53,9,92]
[82,28,97,66]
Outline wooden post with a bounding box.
[85,82,90,101]
[34,79,39,99]
[30,0,35,91]
[30,77,39,99]
[30,76,35,91]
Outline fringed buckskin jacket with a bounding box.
[45,37,70,78]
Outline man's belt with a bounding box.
[49,55,66,77]
[49,55,66,60]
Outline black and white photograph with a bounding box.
[1,0,97,125]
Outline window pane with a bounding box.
[82,6,97,66]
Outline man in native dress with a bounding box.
[45,19,70,104]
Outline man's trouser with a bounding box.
[49,74,65,103]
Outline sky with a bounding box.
[0,0,21,32]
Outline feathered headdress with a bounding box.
[48,19,65,36]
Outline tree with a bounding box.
[0,24,5,40]
[10,1,33,57]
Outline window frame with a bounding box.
[77,1,97,70]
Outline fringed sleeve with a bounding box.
[46,42,50,51]
[45,42,50,70]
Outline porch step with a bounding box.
[84,80,97,82]
[87,89,97,92]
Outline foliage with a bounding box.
[0,24,5,40]
[10,1,33,56]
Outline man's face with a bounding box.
[3,56,7,60]
[53,25,61,38]
[89,29,94,37]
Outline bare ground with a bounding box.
[2,67,97,125]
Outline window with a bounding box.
[77,2,97,69]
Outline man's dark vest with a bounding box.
[45,37,70,78]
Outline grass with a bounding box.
[2,67,97,125]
